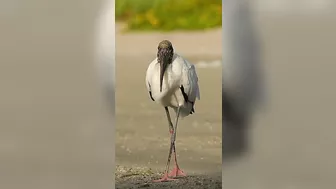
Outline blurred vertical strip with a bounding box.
[94,0,115,187]
[222,0,265,161]
[95,0,116,115]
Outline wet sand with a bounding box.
[115,166,221,189]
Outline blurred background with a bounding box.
[222,0,336,188]
[116,0,221,31]
[0,0,114,189]
[115,0,222,188]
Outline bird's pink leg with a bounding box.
[152,131,177,182]
[153,107,184,182]
[165,107,174,135]
[168,144,186,178]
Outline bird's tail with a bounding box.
[180,108,191,118]
[173,104,194,118]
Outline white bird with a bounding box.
[145,40,200,182]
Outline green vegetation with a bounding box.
[116,0,222,31]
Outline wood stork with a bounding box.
[145,40,200,182]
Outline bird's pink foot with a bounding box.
[168,166,186,178]
[153,174,177,182]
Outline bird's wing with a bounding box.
[145,58,157,101]
[181,58,200,102]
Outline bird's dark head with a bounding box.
[157,40,174,92]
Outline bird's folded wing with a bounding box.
[145,59,160,101]
[181,60,200,102]
[145,59,156,92]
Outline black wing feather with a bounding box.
[180,85,195,114]
[148,83,155,101]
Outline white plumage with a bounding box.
[146,53,200,118]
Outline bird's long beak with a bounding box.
[159,59,168,92]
